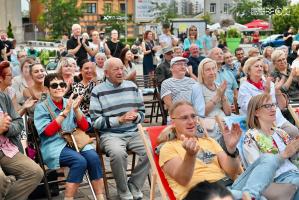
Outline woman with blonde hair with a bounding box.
[238,56,299,138]
[191,58,231,140]
[56,57,77,87]
[183,25,203,51]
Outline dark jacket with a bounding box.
[155,60,172,89]
[0,92,24,153]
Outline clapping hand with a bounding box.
[0,113,12,134]
[264,77,272,94]
[118,109,138,123]
[274,77,285,92]
[77,37,82,46]
[180,134,200,156]
[72,95,84,111]
[216,81,227,98]
[281,138,299,159]
[23,97,37,109]
[222,123,242,154]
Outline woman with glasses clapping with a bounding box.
[243,93,299,200]
[34,73,104,200]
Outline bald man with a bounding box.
[89,58,149,200]
[209,48,238,105]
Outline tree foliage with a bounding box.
[102,13,131,36]
[272,4,299,33]
[38,0,83,39]
[152,1,177,24]
[201,12,212,24]
[262,0,287,8]
[7,21,14,38]
[230,0,267,24]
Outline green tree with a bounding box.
[6,21,14,38]
[152,1,177,25]
[230,0,267,24]
[201,12,212,24]
[272,4,299,33]
[262,0,287,8]
[38,0,83,39]
[101,13,129,36]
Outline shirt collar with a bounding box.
[105,78,122,88]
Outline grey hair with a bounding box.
[71,24,81,31]
[103,59,111,70]
[95,52,107,60]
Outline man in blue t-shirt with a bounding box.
[187,44,205,79]
[202,28,213,56]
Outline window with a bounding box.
[104,3,112,13]
[224,3,229,14]
[210,3,216,13]
[120,3,126,13]
[85,3,96,13]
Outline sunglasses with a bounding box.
[49,82,67,89]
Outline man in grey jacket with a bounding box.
[0,92,43,200]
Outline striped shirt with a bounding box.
[89,79,145,137]
[161,77,196,103]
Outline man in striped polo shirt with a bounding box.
[161,56,197,111]
[89,57,149,200]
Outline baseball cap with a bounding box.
[170,57,189,67]
[162,46,173,54]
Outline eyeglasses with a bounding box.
[190,29,197,31]
[172,114,198,122]
[276,58,286,63]
[49,82,67,89]
[173,62,187,67]
[257,103,277,110]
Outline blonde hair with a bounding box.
[243,56,263,77]
[248,47,259,57]
[197,58,217,84]
[56,57,76,75]
[271,49,285,64]
[263,46,273,58]
[247,93,271,129]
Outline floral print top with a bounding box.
[71,80,97,118]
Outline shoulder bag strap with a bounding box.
[44,99,56,120]
[28,88,38,100]
[112,42,119,57]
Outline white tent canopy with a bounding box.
[208,22,247,31]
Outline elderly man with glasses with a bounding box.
[161,57,197,110]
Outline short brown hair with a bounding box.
[247,93,271,129]
[0,61,10,78]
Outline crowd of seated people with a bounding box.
[2,21,299,200]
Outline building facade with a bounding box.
[30,0,135,38]
[0,0,23,42]
[204,0,234,23]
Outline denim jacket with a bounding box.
[34,95,92,169]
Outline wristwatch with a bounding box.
[59,112,67,118]
[225,148,239,158]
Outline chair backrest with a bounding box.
[145,126,176,200]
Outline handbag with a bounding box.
[44,99,92,150]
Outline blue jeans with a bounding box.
[59,146,103,183]
[229,154,282,200]
[274,170,299,199]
